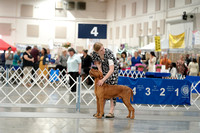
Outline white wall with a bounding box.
[0,0,108,50]
[1,0,200,52]
[106,0,200,50]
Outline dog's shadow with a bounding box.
[94,117,134,132]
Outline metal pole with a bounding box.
[76,76,81,112]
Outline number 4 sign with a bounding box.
[78,24,107,39]
[90,27,99,37]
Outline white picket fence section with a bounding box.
[0,66,77,108]
[0,66,200,111]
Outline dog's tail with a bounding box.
[131,89,133,102]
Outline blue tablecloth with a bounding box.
[185,76,200,93]
[117,77,191,105]
[145,72,171,78]
[49,69,59,82]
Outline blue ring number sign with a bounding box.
[78,24,107,39]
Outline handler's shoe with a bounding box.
[105,113,114,118]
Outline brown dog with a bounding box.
[89,68,135,119]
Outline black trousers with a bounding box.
[60,66,67,79]
[56,65,67,79]
[32,62,39,75]
[69,72,79,92]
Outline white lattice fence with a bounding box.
[0,67,77,108]
[0,66,200,111]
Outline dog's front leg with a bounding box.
[94,96,100,117]
[97,97,104,119]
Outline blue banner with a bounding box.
[185,76,200,93]
[117,77,191,105]
[78,24,107,39]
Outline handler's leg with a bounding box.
[106,99,115,118]
[109,99,115,114]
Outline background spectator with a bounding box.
[185,54,191,66]
[169,62,177,78]
[59,50,69,79]
[23,46,34,87]
[176,55,187,76]
[81,49,92,85]
[47,48,51,61]
[188,58,199,76]
[5,47,13,69]
[148,52,156,72]
[67,48,81,92]
[0,50,6,68]
[13,51,21,67]
[160,54,171,69]
[131,51,141,67]
[119,51,131,70]
[138,50,146,63]
[157,55,163,64]
[30,46,40,71]
[39,48,49,78]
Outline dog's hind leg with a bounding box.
[122,98,131,118]
[122,97,135,119]
[126,100,135,119]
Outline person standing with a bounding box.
[188,58,199,76]
[0,50,6,68]
[5,47,14,69]
[81,49,93,85]
[47,48,51,62]
[119,51,131,70]
[169,63,177,78]
[160,53,171,70]
[38,48,49,78]
[185,54,191,66]
[131,51,141,67]
[59,50,69,79]
[176,55,187,76]
[67,48,81,92]
[13,51,21,67]
[23,46,34,87]
[30,46,40,72]
[92,42,119,118]
[148,52,156,72]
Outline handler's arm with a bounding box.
[102,65,114,82]
[94,61,102,72]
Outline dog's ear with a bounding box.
[99,71,103,79]
[91,65,98,70]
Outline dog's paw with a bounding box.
[97,116,102,119]
[130,116,135,119]
[93,113,99,117]
[126,115,130,118]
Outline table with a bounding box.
[145,72,171,78]
[48,64,56,70]
[117,77,191,105]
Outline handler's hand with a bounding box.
[97,79,105,86]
